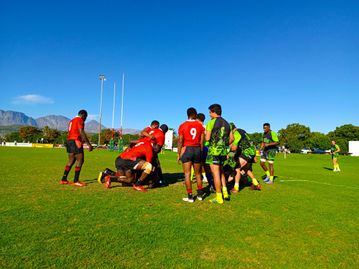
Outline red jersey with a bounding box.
[178,119,204,147]
[67,116,84,141]
[141,128,165,146]
[120,141,153,162]
[151,128,165,146]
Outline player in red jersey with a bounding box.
[59,110,93,187]
[177,107,205,202]
[140,120,159,140]
[105,140,161,192]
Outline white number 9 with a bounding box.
[190,128,197,140]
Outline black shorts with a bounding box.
[66,140,84,154]
[180,146,201,163]
[115,156,140,172]
[240,153,256,163]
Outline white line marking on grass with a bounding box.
[279,179,359,190]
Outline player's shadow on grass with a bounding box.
[323,167,333,171]
[163,173,184,185]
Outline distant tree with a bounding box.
[308,132,330,149]
[42,126,61,143]
[5,132,21,142]
[327,124,359,152]
[54,132,68,145]
[19,126,41,142]
[278,123,311,153]
[249,132,262,148]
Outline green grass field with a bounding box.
[1,147,358,268]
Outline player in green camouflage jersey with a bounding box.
[205,104,232,204]
[260,123,279,184]
[330,140,341,172]
[228,123,261,192]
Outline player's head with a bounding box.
[208,104,222,117]
[331,140,336,144]
[197,113,205,123]
[152,143,162,153]
[150,120,160,128]
[263,123,270,132]
[78,110,88,121]
[187,107,197,119]
[160,124,168,134]
[229,122,236,131]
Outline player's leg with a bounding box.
[73,152,86,186]
[133,160,152,192]
[60,153,76,184]
[182,161,194,202]
[209,163,223,204]
[193,162,204,200]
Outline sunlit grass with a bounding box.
[0,147,358,268]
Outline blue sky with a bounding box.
[1,0,358,133]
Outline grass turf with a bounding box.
[0,147,358,268]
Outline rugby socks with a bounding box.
[202,172,207,181]
[135,180,142,186]
[234,183,239,191]
[187,189,193,199]
[252,178,259,186]
[265,171,270,177]
[269,176,274,181]
[74,166,81,183]
[216,192,223,203]
[62,165,72,180]
[222,186,229,199]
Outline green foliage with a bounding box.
[278,123,311,152]
[328,124,359,152]
[249,132,262,147]
[4,131,21,142]
[309,132,330,149]
[0,148,358,268]
[19,126,42,142]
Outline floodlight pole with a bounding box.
[112,81,116,138]
[98,74,106,146]
[120,73,125,135]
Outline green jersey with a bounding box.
[262,130,279,150]
[206,117,230,156]
[331,144,340,157]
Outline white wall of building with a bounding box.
[349,141,359,156]
[164,130,173,150]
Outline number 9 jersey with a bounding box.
[178,119,205,147]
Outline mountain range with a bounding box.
[0,110,139,134]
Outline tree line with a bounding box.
[1,123,358,153]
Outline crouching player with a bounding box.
[177,107,205,202]
[104,140,160,192]
[229,123,260,192]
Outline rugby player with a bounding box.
[206,104,232,204]
[260,123,279,184]
[105,140,161,191]
[59,110,93,187]
[228,123,260,192]
[177,107,205,202]
[330,140,341,172]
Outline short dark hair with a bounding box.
[160,124,168,133]
[187,107,197,118]
[151,120,159,126]
[78,110,88,117]
[229,122,236,130]
[208,104,222,116]
[197,113,205,122]
[263,123,270,127]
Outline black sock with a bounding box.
[62,165,71,180]
[135,180,142,186]
[74,166,81,182]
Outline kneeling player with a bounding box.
[104,140,159,192]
